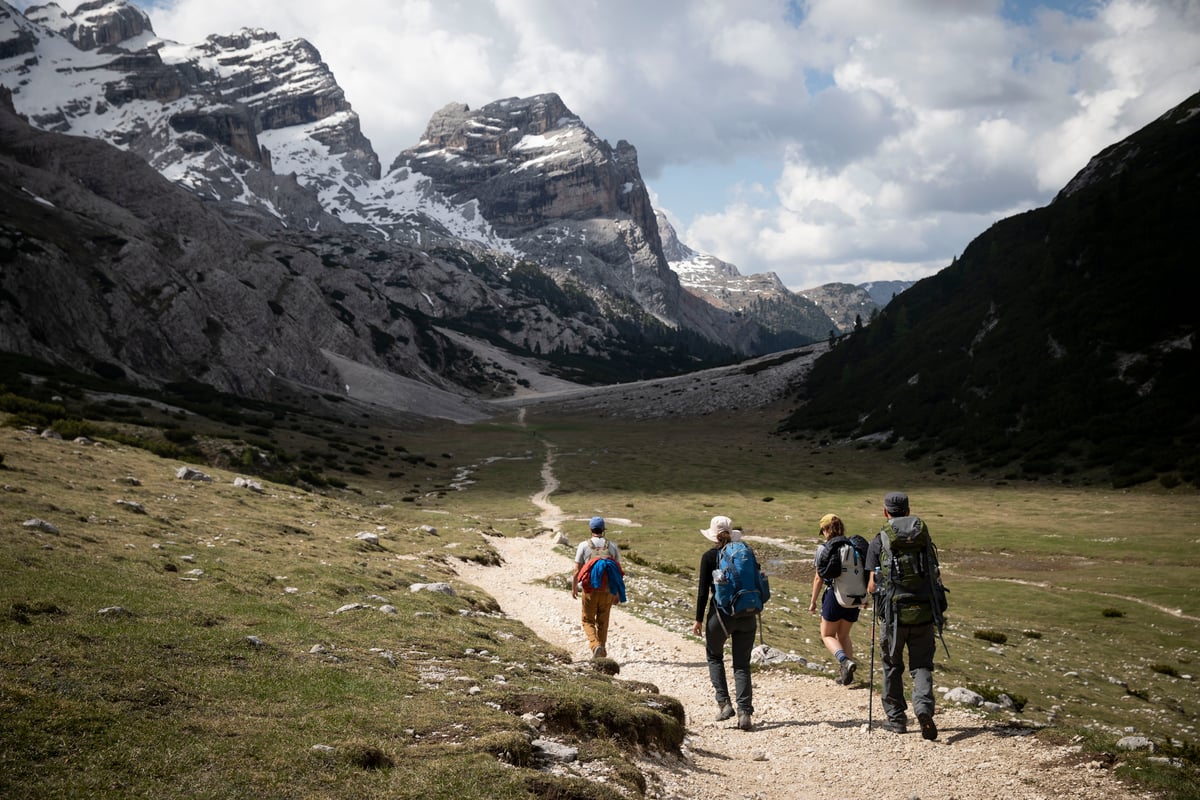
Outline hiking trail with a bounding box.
[453,445,1141,800]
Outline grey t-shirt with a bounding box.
[575,536,620,565]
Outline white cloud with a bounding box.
[13,0,1200,288]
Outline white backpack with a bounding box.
[831,538,869,608]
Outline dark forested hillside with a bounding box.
[782,91,1200,488]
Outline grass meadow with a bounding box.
[1,386,1197,799]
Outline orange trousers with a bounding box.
[580,590,615,651]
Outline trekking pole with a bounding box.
[868,596,877,733]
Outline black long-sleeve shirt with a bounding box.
[694,546,720,623]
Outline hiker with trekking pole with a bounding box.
[864,492,949,740]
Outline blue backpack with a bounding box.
[713,541,769,617]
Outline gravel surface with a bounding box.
[452,460,1144,800]
[485,344,828,420]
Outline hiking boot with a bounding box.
[918,711,938,741]
[592,645,606,658]
[715,702,735,722]
[737,711,753,731]
[842,659,857,685]
[880,718,906,734]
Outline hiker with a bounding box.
[571,516,624,659]
[809,513,862,685]
[866,491,940,740]
[692,515,758,731]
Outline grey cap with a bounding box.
[884,492,909,515]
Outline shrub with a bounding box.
[51,418,98,439]
[1151,664,1181,678]
[163,428,196,444]
[107,432,184,459]
[974,630,1008,644]
[1022,630,1043,639]
[1102,608,1125,618]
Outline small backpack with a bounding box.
[878,517,941,626]
[830,535,870,609]
[575,539,618,592]
[713,541,769,617]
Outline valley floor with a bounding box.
[452,451,1146,800]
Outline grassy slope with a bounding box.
[0,414,679,800]
[1,384,1197,798]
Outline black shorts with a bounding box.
[822,587,861,623]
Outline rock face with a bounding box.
[401,95,654,237]
[0,1,824,405]
[25,0,152,50]
[390,94,735,340]
[0,91,526,400]
[2,0,375,228]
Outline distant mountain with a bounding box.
[658,211,915,337]
[782,91,1200,488]
[859,281,912,307]
[793,283,875,335]
[0,0,827,404]
[657,212,833,346]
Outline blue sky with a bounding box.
[11,0,1200,289]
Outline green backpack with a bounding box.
[878,516,943,626]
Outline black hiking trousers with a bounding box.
[705,611,756,714]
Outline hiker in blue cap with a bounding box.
[571,516,623,658]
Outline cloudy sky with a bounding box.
[16,1,1200,289]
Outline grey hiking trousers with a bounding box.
[879,620,935,723]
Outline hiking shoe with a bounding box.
[737,711,753,731]
[592,645,606,658]
[918,712,938,741]
[715,702,735,721]
[880,719,906,734]
[842,659,857,685]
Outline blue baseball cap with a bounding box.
[589,516,605,532]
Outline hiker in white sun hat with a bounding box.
[693,514,758,730]
[701,515,742,543]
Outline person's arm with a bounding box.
[571,544,584,599]
[809,542,824,613]
[692,549,714,635]
[865,534,882,593]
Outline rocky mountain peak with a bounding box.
[395,92,640,235]
[25,0,151,50]
[419,93,576,152]
[2,3,826,382]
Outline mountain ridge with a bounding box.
[782,90,1200,487]
[1,0,834,382]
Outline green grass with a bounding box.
[462,407,1200,762]
[1,377,1198,799]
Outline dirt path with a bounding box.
[454,448,1142,800]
